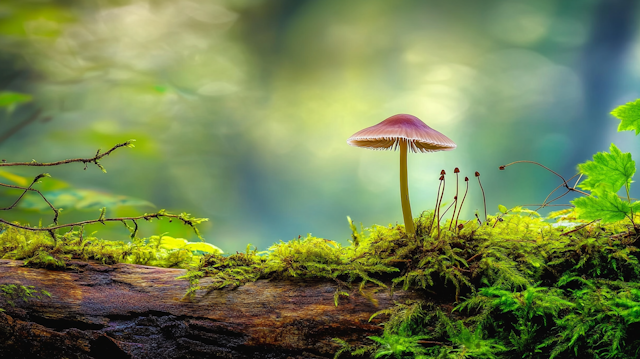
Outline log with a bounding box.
[0,259,418,358]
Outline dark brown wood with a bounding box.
[0,259,417,358]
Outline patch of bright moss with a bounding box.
[0,225,222,269]
[3,206,640,358]
[181,208,640,359]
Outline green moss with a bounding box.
[4,101,640,358]
[175,207,640,359]
[0,225,221,269]
[3,197,640,358]
[182,233,401,300]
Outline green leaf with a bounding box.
[157,236,188,250]
[498,204,508,214]
[184,242,223,255]
[0,91,32,111]
[612,99,640,135]
[98,207,106,221]
[572,191,631,223]
[0,170,68,191]
[578,143,635,195]
[0,170,31,187]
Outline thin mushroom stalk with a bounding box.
[430,175,443,236]
[450,167,460,230]
[454,176,469,231]
[436,172,445,239]
[399,139,416,236]
[347,114,457,239]
[475,171,487,223]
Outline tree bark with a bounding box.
[0,259,417,358]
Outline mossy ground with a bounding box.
[0,226,220,269]
[183,208,640,359]
[2,208,640,358]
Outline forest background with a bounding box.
[1,0,639,252]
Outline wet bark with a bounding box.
[0,259,417,359]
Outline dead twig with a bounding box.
[0,211,207,241]
[0,140,206,243]
[0,174,60,223]
[560,220,599,236]
[0,140,135,172]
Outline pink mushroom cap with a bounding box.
[347,114,456,153]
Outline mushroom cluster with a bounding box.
[347,114,456,238]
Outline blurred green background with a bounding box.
[1,0,640,252]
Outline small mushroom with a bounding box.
[347,114,456,238]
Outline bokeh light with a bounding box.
[1,0,639,252]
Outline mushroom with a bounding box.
[347,114,456,238]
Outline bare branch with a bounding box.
[0,141,134,225]
[500,160,570,188]
[0,140,134,172]
[0,211,207,239]
[0,140,208,242]
[0,174,60,224]
[499,161,590,214]
[560,220,599,236]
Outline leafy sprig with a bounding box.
[0,141,209,243]
[571,100,640,227]
[612,99,640,135]
[577,143,635,196]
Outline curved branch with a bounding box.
[0,140,207,242]
[0,211,207,239]
[0,174,60,224]
[500,161,570,189]
[500,161,590,198]
[0,140,134,171]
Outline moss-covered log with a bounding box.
[0,259,417,358]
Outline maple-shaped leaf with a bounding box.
[612,99,640,135]
[577,143,635,195]
[572,191,631,223]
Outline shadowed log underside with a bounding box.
[0,259,418,358]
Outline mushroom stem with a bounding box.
[399,140,416,237]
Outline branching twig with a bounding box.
[560,220,599,236]
[500,160,569,188]
[499,161,592,218]
[0,140,207,243]
[0,141,133,225]
[500,161,589,197]
[534,173,582,211]
[0,174,60,224]
[0,140,135,172]
[0,210,207,240]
